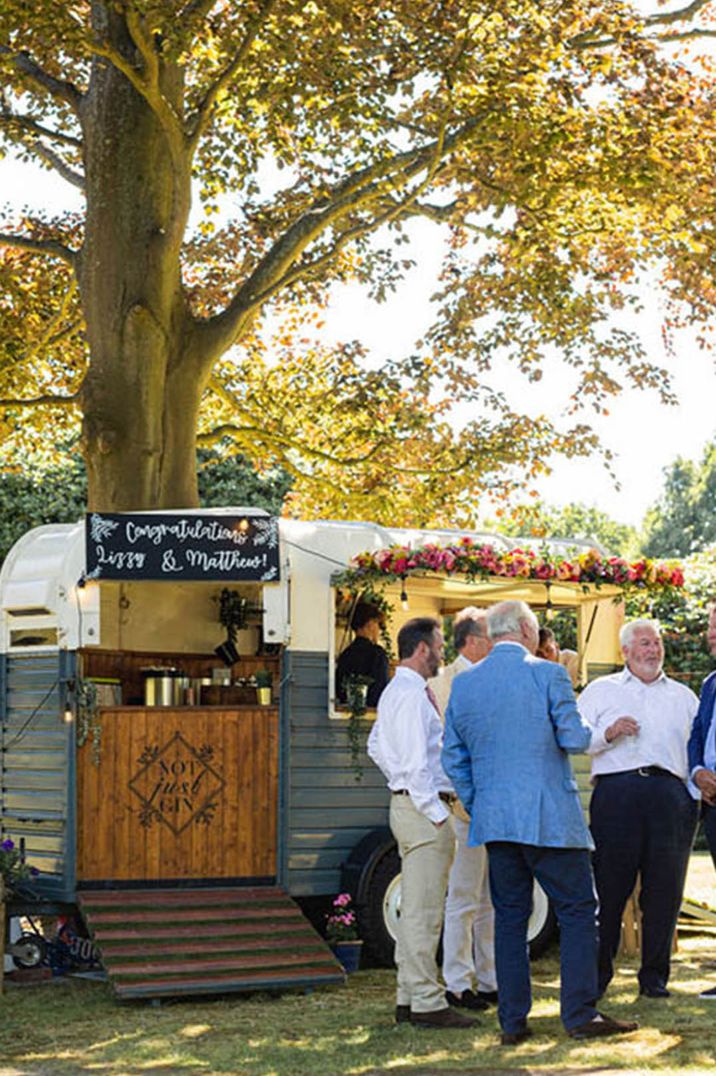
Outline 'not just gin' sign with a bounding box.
[84,512,280,582]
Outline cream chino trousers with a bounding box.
[389,794,455,1013]
[442,814,497,994]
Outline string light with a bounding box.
[400,576,409,611]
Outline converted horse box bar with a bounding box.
[1,510,658,996]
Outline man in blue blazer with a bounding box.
[442,599,638,1045]
[687,602,716,999]
[688,603,716,849]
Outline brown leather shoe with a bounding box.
[446,988,490,1011]
[410,1006,478,1029]
[395,1005,411,1024]
[568,1012,639,1039]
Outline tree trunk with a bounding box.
[78,9,198,511]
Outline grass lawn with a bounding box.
[1,855,716,1076]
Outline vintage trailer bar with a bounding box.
[1,510,629,996]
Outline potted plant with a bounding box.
[325,892,362,973]
[255,668,273,706]
[215,588,248,665]
[344,673,372,782]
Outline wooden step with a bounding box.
[78,885,345,1000]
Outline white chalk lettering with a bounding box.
[96,545,146,570]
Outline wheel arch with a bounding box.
[340,826,395,907]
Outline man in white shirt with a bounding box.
[367,616,476,1030]
[579,618,699,999]
[429,607,497,1012]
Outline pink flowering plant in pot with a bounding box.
[325,893,360,944]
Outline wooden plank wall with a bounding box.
[76,707,278,882]
[0,652,75,900]
[283,651,390,897]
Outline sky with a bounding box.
[2,150,715,531]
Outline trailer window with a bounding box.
[9,627,59,648]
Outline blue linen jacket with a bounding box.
[687,669,716,772]
[442,642,593,850]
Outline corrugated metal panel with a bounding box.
[0,651,76,901]
[283,650,389,898]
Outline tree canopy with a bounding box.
[491,499,637,556]
[640,436,716,557]
[2,1,716,520]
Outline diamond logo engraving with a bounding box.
[128,732,225,835]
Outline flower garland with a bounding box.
[335,538,685,593]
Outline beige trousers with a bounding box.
[390,794,455,1013]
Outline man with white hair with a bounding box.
[442,599,637,1044]
[579,618,699,1000]
[428,607,497,1012]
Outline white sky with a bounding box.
[3,153,715,529]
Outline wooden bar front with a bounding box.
[76,707,278,883]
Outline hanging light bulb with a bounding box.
[400,576,409,611]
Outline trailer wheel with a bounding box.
[358,854,556,965]
[527,880,557,958]
[359,844,400,967]
[11,931,47,969]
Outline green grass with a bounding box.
[1,856,716,1075]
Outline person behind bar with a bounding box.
[367,617,476,1030]
[336,601,389,709]
[579,618,699,999]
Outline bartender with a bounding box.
[336,601,390,708]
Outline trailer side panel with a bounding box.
[0,651,75,901]
[283,650,390,896]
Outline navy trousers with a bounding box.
[590,771,698,995]
[487,841,599,1034]
[703,803,716,870]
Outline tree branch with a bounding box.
[178,0,221,22]
[196,115,485,358]
[0,392,79,408]
[248,121,450,306]
[24,140,85,189]
[0,231,77,266]
[570,0,714,50]
[0,108,82,147]
[645,0,713,28]
[0,46,83,112]
[646,28,716,43]
[187,0,279,146]
[198,415,389,468]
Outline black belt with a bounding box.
[599,766,677,780]
[393,789,457,804]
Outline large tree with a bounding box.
[641,436,716,557]
[1,1,715,518]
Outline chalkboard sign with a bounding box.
[85,512,280,582]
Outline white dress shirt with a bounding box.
[367,665,452,824]
[578,667,698,786]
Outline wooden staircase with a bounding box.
[77,885,345,1000]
